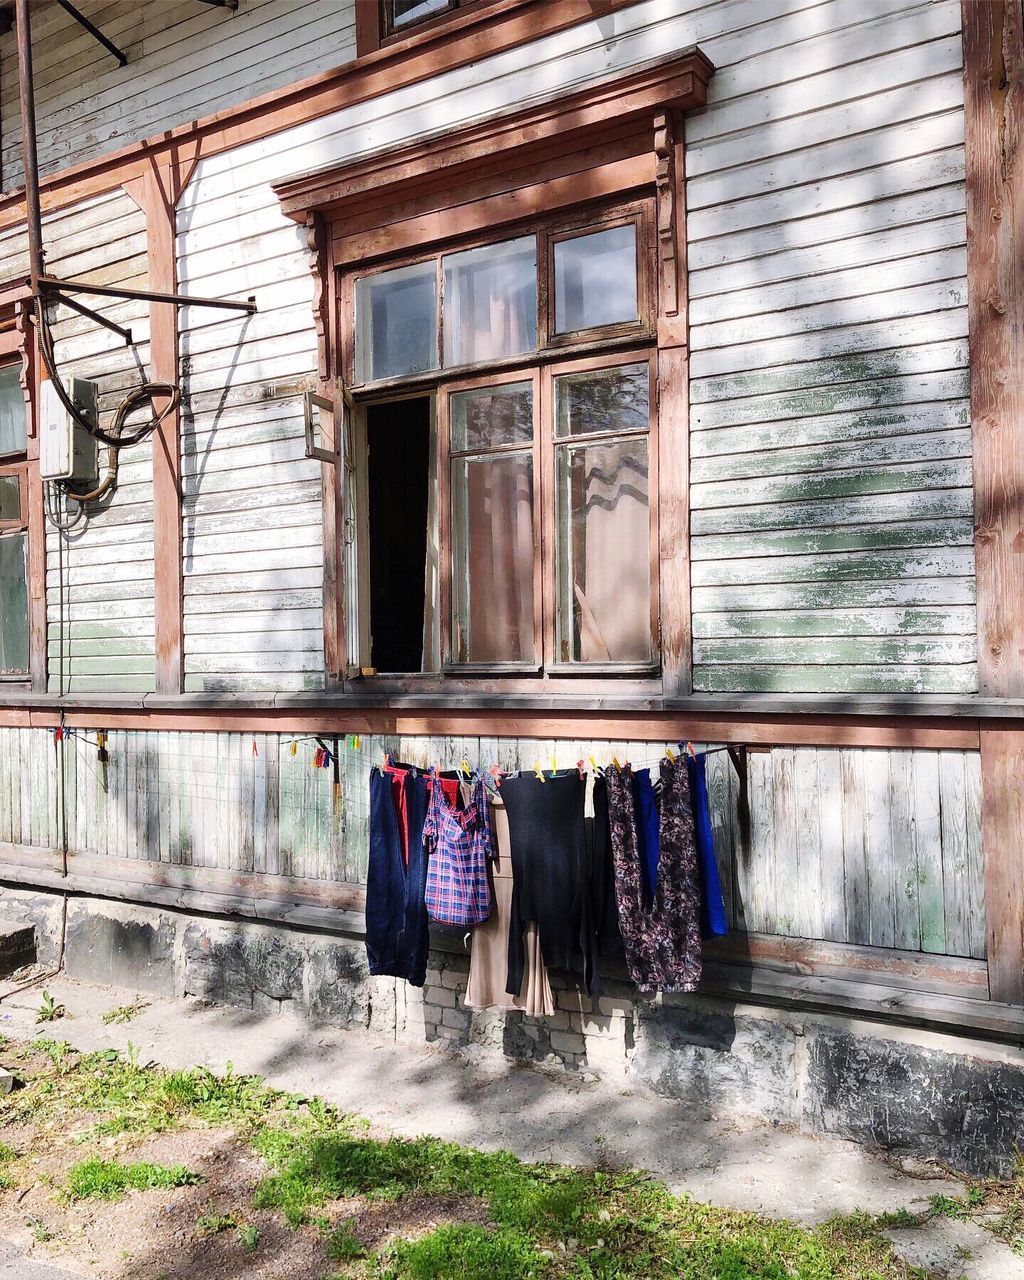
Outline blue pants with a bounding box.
[687,753,729,938]
[366,766,429,986]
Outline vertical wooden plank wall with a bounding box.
[0,727,987,961]
[961,0,1024,1004]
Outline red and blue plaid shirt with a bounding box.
[424,775,492,927]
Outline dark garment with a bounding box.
[365,765,430,986]
[687,753,728,939]
[384,761,461,866]
[502,771,595,997]
[631,768,660,909]
[589,776,622,960]
[605,757,703,994]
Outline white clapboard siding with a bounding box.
[168,0,975,696]
[0,727,985,961]
[40,190,157,694]
[0,1,356,193]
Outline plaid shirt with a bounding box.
[424,776,492,927]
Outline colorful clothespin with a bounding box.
[666,745,676,763]
[612,755,622,771]
[252,738,259,758]
[460,757,472,780]
[589,754,603,778]
[576,758,585,780]
[351,734,361,750]
[533,761,545,782]
[96,731,108,765]
[685,740,697,759]
[550,752,557,778]
[488,763,503,789]
[290,739,298,757]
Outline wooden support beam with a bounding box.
[123,148,199,696]
[962,0,1024,1003]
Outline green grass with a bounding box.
[102,1000,149,1026]
[0,1042,941,1279]
[65,1158,202,1201]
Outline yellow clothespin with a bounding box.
[290,740,298,757]
[666,745,676,763]
[550,752,557,777]
[612,755,622,771]
[533,761,545,782]
[460,756,472,780]
[352,734,361,750]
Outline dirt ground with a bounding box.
[0,975,1020,1280]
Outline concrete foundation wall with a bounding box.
[1,883,1019,1178]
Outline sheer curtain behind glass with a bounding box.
[444,238,537,368]
[555,364,651,663]
[450,382,534,664]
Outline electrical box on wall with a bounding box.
[39,377,99,482]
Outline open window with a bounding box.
[340,202,658,678]
[0,362,29,680]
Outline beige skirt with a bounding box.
[465,791,554,1017]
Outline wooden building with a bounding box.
[0,0,1021,1172]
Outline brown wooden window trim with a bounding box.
[340,199,659,681]
[277,48,714,699]
[0,352,31,684]
[357,0,536,59]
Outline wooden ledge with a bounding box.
[273,47,715,223]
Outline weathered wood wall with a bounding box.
[0,0,356,194]
[0,191,156,692]
[170,0,977,696]
[0,727,986,960]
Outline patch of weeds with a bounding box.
[25,1218,54,1243]
[65,1158,202,1202]
[31,1039,74,1070]
[380,1223,539,1280]
[103,1000,149,1026]
[929,1193,970,1220]
[0,1141,17,1164]
[0,1172,16,1191]
[195,1212,236,1236]
[36,991,65,1024]
[323,1219,364,1262]
[875,1207,922,1230]
[237,1223,259,1253]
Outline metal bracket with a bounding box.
[51,291,133,346]
[57,0,128,66]
[38,275,256,315]
[304,391,337,464]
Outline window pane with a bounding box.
[452,453,534,664]
[0,475,20,522]
[556,437,650,663]
[355,260,438,383]
[555,363,649,437]
[443,237,536,367]
[0,534,29,673]
[450,380,533,453]
[0,366,25,456]
[554,224,638,334]
[390,0,450,29]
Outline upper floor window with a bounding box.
[0,363,29,678]
[350,207,649,389]
[383,0,457,35]
[341,201,658,678]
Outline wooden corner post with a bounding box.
[123,145,199,695]
[655,108,692,699]
[961,0,1024,1003]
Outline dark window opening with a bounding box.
[366,396,432,673]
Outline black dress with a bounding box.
[502,771,596,996]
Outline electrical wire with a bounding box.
[36,294,180,450]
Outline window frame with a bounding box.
[541,348,659,676]
[438,365,543,674]
[380,0,459,40]
[343,198,657,395]
[0,354,31,681]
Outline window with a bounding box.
[0,363,29,678]
[342,203,657,677]
[383,0,457,35]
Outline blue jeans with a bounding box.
[366,766,430,986]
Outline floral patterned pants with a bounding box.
[604,756,703,994]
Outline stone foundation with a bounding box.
[1,883,1021,1177]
